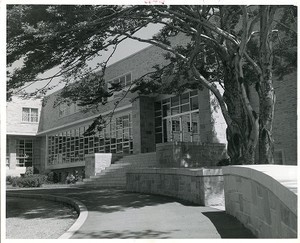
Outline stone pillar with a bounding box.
[8,136,17,169]
[85,153,119,178]
[132,96,156,154]
[198,89,213,143]
[208,86,227,144]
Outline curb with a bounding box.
[7,192,88,239]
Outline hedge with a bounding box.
[11,174,47,188]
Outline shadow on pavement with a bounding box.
[202,211,256,238]
[6,197,78,220]
[70,189,175,213]
[73,229,175,239]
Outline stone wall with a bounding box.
[156,142,227,168]
[126,167,224,206]
[223,165,297,238]
[6,167,26,177]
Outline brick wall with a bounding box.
[38,43,171,133]
[38,91,132,133]
[272,72,297,165]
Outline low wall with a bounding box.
[156,142,227,168]
[85,153,121,178]
[6,166,26,177]
[126,167,224,206]
[223,165,297,238]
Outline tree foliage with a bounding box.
[7,5,297,164]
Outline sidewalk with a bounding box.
[7,187,255,239]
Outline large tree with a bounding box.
[7,5,297,164]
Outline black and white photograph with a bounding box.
[1,1,298,241]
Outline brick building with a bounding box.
[6,43,297,179]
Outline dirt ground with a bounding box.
[6,197,78,239]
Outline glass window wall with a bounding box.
[47,113,132,166]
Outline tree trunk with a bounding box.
[258,84,275,164]
[257,6,276,164]
[223,64,257,165]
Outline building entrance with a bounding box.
[155,91,201,144]
[163,111,200,143]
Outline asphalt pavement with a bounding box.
[6,187,255,239]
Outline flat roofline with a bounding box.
[7,132,38,136]
[37,103,132,135]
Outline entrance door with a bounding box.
[162,111,200,143]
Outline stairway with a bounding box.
[76,152,157,188]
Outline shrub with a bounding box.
[6,176,13,185]
[25,167,34,177]
[24,166,40,177]
[216,158,231,166]
[46,171,59,183]
[47,171,54,182]
[12,174,47,188]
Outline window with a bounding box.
[187,121,198,132]
[47,113,133,165]
[172,120,180,132]
[22,108,38,122]
[154,91,200,144]
[108,73,132,90]
[16,139,33,167]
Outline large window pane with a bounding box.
[180,93,189,104]
[171,96,179,106]
[190,96,199,110]
[162,104,170,117]
[22,108,30,122]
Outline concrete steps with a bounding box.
[77,152,157,188]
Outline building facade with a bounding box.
[6,96,43,176]
[6,42,297,178]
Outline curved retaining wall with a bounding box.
[126,167,224,206]
[6,192,88,239]
[223,165,297,238]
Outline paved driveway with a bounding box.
[7,187,255,239]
